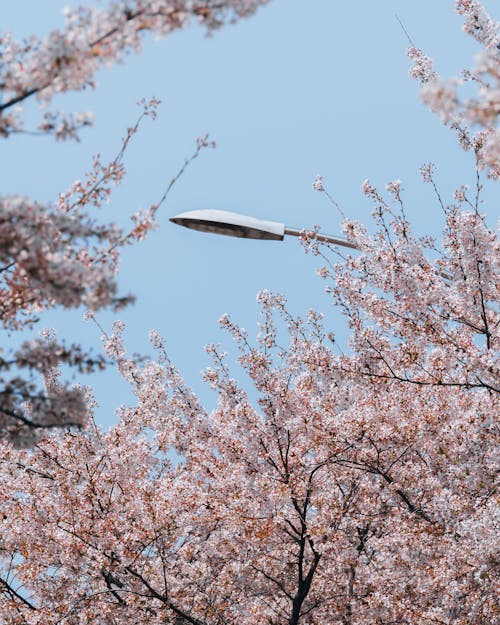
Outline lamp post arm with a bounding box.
[284,227,452,280]
[284,227,359,250]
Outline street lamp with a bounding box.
[169,209,358,250]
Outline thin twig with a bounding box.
[395,14,417,48]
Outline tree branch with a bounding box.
[0,575,36,611]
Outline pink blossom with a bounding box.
[312,175,324,192]
[408,2,500,177]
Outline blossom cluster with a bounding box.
[408,0,500,177]
[0,0,271,139]
[0,101,163,443]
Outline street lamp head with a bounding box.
[169,209,285,241]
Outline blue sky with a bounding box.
[3,1,498,427]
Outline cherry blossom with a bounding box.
[0,0,257,445]
[0,100,159,445]
[0,1,272,139]
[312,175,324,192]
[408,0,500,178]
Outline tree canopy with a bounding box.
[0,1,498,624]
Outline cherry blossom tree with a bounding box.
[0,197,498,623]
[0,1,498,624]
[0,1,271,446]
